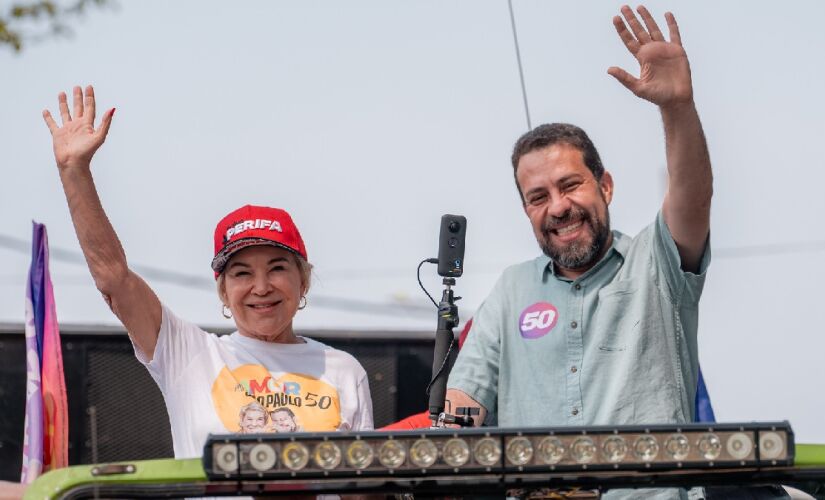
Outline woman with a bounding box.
[42,85,374,459]
[238,402,269,434]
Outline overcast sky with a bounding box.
[3,1,825,441]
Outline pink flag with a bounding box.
[21,223,68,483]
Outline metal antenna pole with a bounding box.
[508,0,532,130]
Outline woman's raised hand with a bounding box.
[43,85,114,170]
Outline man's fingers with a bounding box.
[665,12,682,46]
[58,92,71,124]
[96,107,115,141]
[607,66,639,93]
[613,15,640,55]
[620,5,651,44]
[42,109,59,134]
[85,85,96,124]
[72,86,84,119]
[636,5,664,42]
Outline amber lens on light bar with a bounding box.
[378,440,406,468]
[282,442,310,471]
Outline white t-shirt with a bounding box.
[136,305,374,459]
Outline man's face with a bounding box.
[271,410,297,433]
[516,144,614,275]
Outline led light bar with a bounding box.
[203,422,794,481]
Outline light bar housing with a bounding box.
[203,422,794,481]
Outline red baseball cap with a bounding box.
[211,205,308,276]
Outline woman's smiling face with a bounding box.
[220,245,305,343]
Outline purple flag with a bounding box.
[21,222,68,482]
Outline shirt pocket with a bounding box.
[592,280,641,352]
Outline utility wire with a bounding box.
[508,0,532,130]
[6,232,825,314]
[0,233,432,318]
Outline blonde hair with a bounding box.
[239,401,269,424]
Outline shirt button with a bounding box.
[574,283,581,290]
[572,408,579,416]
[570,321,578,329]
[571,366,578,373]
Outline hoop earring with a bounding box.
[298,296,307,310]
[222,304,232,319]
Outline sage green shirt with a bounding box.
[448,211,710,428]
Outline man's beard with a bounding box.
[540,206,611,270]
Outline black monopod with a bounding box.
[426,214,468,427]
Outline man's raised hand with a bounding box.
[607,5,693,109]
[43,85,114,170]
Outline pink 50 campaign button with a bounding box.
[519,302,559,339]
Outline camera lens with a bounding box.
[449,221,461,233]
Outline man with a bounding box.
[446,5,712,429]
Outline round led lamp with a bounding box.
[759,432,785,460]
[282,442,310,471]
[634,435,660,462]
[726,432,754,460]
[249,443,277,472]
[313,441,343,470]
[442,438,471,467]
[536,436,565,465]
[571,437,597,464]
[505,436,534,466]
[697,433,722,460]
[378,440,407,468]
[473,437,502,467]
[410,439,438,468]
[215,443,239,473]
[602,436,628,463]
[664,433,690,461]
[346,440,374,469]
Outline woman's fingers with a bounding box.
[72,86,84,119]
[58,91,71,125]
[85,85,96,124]
[42,109,59,134]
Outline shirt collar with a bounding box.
[542,229,630,282]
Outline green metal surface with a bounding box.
[23,458,206,500]
[19,442,825,499]
[795,443,825,467]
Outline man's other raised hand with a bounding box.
[608,5,693,110]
